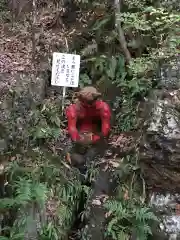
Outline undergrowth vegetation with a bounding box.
[0,96,97,239]
[76,0,179,132]
[103,153,159,240]
[0,0,179,239]
[0,125,88,240]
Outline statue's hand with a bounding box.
[79,132,93,145]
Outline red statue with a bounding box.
[65,86,111,145]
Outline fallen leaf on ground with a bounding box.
[66,152,71,164]
[62,161,71,169]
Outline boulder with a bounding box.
[140,57,180,191]
[156,58,180,90]
[139,57,180,238]
[150,192,180,239]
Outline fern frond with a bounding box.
[134,224,149,240]
[14,177,32,204]
[135,207,159,222]
[11,212,28,238]
[32,182,48,207]
[0,198,16,209]
[142,224,153,235]
[107,216,118,234]
[104,200,130,220]
[104,30,118,44]
[81,42,98,57]
[92,15,111,31]
[58,203,73,226]
[104,200,119,213]
[117,231,129,240]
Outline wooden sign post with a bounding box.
[51,52,81,113]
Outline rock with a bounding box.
[140,87,180,191]
[155,58,180,90]
[139,57,180,238]
[150,192,180,239]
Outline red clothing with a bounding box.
[65,100,111,143]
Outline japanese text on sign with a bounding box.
[51,52,80,87]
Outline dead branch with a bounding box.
[31,0,37,65]
[114,0,131,64]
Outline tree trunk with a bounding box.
[114,0,132,64]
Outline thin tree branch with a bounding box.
[114,0,132,64]
[31,0,37,65]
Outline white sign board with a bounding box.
[51,52,80,87]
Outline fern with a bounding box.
[39,222,60,240]
[58,203,73,226]
[79,73,92,88]
[133,224,152,240]
[0,198,16,210]
[13,177,48,208]
[104,200,130,219]
[134,207,159,222]
[81,42,98,57]
[104,30,118,44]
[104,198,159,240]
[14,177,32,204]
[117,231,129,240]
[107,216,119,233]
[31,182,48,207]
[92,15,112,31]
[0,234,24,240]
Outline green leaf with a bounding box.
[0,198,16,209]
[107,57,117,79]
[50,115,61,127]
[143,6,155,13]
[51,128,61,139]
[117,231,129,240]
[0,236,9,240]
[93,16,111,31]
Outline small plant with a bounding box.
[29,100,63,142]
[39,222,61,240]
[79,73,92,88]
[104,153,158,240]
[104,199,158,240]
[1,146,83,239]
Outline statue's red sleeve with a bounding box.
[65,104,80,141]
[97,101,111,138]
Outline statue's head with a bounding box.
[76,86,101,105]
